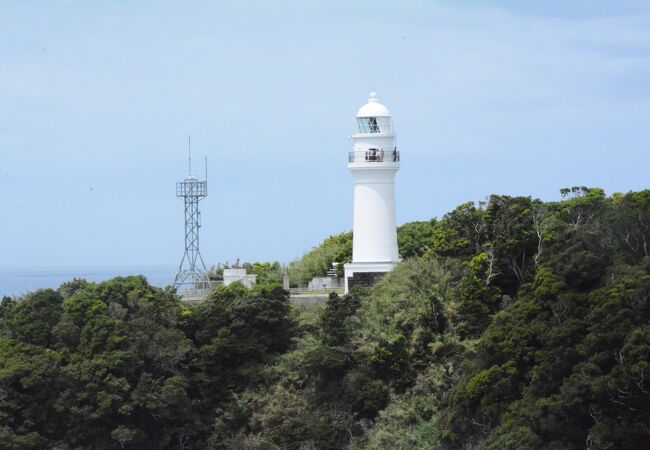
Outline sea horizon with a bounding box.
[0,265,178,298]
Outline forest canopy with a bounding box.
[1,187,649,449]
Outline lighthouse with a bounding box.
[344,92,400,292]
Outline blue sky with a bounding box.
[1,0,649,269]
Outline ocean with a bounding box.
[0,265,177,298]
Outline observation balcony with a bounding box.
[176,180,208,198]
[348,150,400,164]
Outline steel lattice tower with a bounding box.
[174,144,212,297]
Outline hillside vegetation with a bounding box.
[1,187,649,449]
[287,217,437,285]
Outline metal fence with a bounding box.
[289,287,344,296]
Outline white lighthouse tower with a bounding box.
[344,92,400,292]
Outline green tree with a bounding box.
[398,219,438,258]
[456,253,502,339]
[288,232,352,286]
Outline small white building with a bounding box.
[223,268,257,288]
[344,92,400,292]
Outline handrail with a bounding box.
[348,150,400,163]
[176,180,208,197]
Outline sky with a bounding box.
[1,0,649,270]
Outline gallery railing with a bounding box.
[348,150,400,163]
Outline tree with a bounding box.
[111,425,138,448]
[456,253,502,339]
[4,188,650,450]
[289,232,352,286]
[398,219,438,258]
[483,195,539,294]
[8,289,63,347]
[433,202,486,257]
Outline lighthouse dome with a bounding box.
[357,92,391,117]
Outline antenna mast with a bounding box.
[188,135,192,176]
[174,139,211,302]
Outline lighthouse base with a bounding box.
[344,261,397,293]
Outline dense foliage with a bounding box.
[0,279,292,449]
[288,232,353,286]
[2,187,649,449]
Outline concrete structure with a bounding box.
[223,268,257,288]
[344,92,400,292]
[308,264,343,291]
[308,276,343,291]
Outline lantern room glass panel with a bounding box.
[357,117,392,134]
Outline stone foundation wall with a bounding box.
[347,272,387,290]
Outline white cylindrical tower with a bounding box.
[344,92,400,292]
